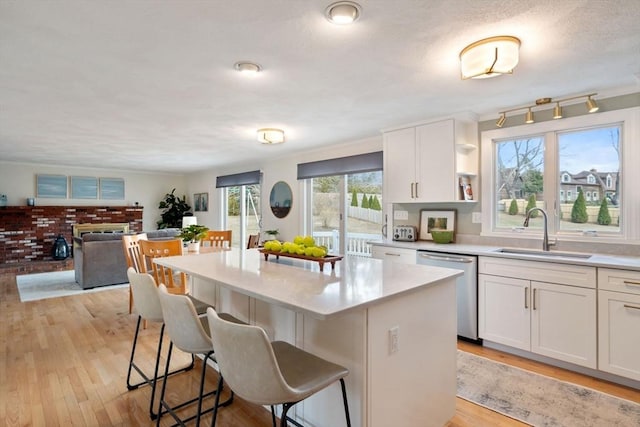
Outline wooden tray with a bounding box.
[258,249,343,272]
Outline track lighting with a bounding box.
[494,93,598,127]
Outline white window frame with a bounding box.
[481,106,640,244]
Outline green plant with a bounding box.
[361,193,369,208]
[350,190,358,207]
[597,198,612,225]
[525,194,538,218]
[157,189,192,229]
[178,224,209,242]
[508,198,518,215]
[571,189,588,223]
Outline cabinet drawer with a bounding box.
[371,246,416,265]
[479,256,596,288]
[598,268,640,295]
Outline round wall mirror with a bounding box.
[270,181,292,218]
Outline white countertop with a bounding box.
[372,240,640,271]
[154,248,462,319]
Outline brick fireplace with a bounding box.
[0,206,143,274]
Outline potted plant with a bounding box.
[178,224,209,253]
[157,188,192,229]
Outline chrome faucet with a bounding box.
[524,207,554,251]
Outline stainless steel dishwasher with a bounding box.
[416,250,478,341]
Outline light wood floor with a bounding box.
[1,272,638,427]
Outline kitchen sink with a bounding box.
[493,248,593,259]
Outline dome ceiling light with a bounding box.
[325,1,361,25]
[234,61,262,75]
[459,36,521,79]
[257,128,285,144]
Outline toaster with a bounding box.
[393,225,417,242]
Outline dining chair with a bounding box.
[156,285,240,427]
[246,233,260,249]
[201,230,232,248]
[206,307,352,427]
[126,268,196,420]
[139,239,187,295]
[122,233,147,313]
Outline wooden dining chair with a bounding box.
[202,230,232,248]
[122,233,148,313]
[246,233,260,249]
[139,239,187,295]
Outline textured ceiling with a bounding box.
[1,0,639,173]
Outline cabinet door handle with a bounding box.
[524,287,529,309]
[623,280,640,287]
[532,288,537,310]
[624,304,640,310]
[385,253,401,257]
[410,182,414,198]
[415,182,419,199]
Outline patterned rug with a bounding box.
[457,350,640,426]
[16,270,128,302]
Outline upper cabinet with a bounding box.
[383,115,478,203]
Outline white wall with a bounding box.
[184,136,383,242]
[0,161,187,229]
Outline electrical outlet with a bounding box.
[394,210,408,220]
[472,212,482,223]
[389,326,399,354]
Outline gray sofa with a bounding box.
[73,229,181,289]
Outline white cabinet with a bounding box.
[383,116,478,203]
[598,268,640,381]
[371,245,416,264]
[478,257,597,368]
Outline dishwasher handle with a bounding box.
[417,253,474,263]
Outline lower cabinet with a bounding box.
[598,268,640,381]
[478,257,597,369]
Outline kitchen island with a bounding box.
[154,248,461,427]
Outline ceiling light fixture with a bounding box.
[494,93,598,127]
[257,128,285,144]
[459,35,521,79]
[234,61,262,75]
[525,108,535,124]
[553,102,563,119]
[325,1,361,24]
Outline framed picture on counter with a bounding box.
[419,209,456,240]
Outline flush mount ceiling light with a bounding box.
[459,35,521,79]
[325,1,361,24]
[495,93,598,127]
[257,128,285,144]
[234,61,262,75]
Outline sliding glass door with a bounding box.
[308,171,383,256]
[224,184,261,248]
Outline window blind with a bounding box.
[297,151,383,179]
[215,170,262,188]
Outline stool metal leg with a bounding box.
[126,316,196,419]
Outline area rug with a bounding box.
[16,270,128,302]
[457,350,640,426]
